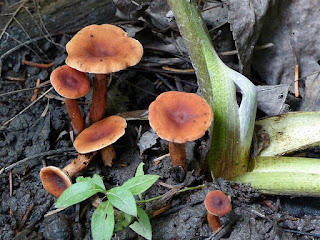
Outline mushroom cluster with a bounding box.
[41,24,142,197]
[41,24,214,200]
[66,24,143,124]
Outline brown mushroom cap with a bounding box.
[40,166,72,197]
[148,91,213,143]
[73,115,127,153]
[50,65,90,99]
[204,190,232,216]
[65,24,143,74]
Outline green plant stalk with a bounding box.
[167,0,257,179]
[232,156,320,197]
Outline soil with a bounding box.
[1,1,320,240]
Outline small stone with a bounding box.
[43,214,72,240]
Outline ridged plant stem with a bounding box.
[167,0,256,179]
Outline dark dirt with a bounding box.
[1,0,320,240]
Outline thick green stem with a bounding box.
[167,0,256,179]
[232,156,320,197]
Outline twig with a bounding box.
[162,66,195,73]
[159,72,198,86]
[155,73,176,91]
[152,205,171,217]
[153,153,170,162]
[5,76,25,81]
[294,65,299,97]
[136,184,204,204]
[30,78,40,102]
[44,207,68,217]
[220,43,274,56]
[22,60,54,68]
[0,147,76,174]
[201,4,222,12]
[134,66,195,75]
[0,80,50,97]
[0,87,53,130]
[174,75,184,92]
[9,170,13,197]
[282,229,320,238]
[16,203,34,233]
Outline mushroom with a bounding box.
[204,190,232,233]
[73,115,127,166]
[148,91,213,171]
[40,153,96,197]
[65,24,143,124]
[50,65,90,135]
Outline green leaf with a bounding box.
[122,175,159,195]
[107,186,137,217]
[56,182,104,208]
[135,162,145,177]
[114,213,133,232]
[129,207,152,240]
[91,174,106,191]
[76,174,106,191]
[91,201,114,240]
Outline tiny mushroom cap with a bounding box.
[65,24,143,74]
[148,91,213,143]
[40,166,72,198]
[50,65,90,99]
[74,115,127,153]
[204,190,232,217]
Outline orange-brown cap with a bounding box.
[74,115,127,153]
[204,190,232,216]
[148,91,213,143]
[50,65,90,99]
[65,24,143,74]
[40,166,72,197]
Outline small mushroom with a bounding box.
[40,153,96,197]
[148,91,213,171]
[50,65,90,135]
[73,116,127,166]
[204,190,232,233]
[65,24,143,124]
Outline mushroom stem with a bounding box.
[101,145,116,167]
[63,152,97,178]
[40,153,97,197]
[89,73,108,124]
[168,142,187,171]
[64,98,85,135]
[207,213,222,233]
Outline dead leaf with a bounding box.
[137,129,159,155]
[256,84,289,115]
[228,0,271,75]
[251,0,320,111]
